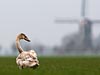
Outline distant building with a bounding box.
[79,18,92,50]
[60,18,93,54]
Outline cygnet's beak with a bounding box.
[25,38,31,42]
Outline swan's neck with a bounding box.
[16,38,24,53]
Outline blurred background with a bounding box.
[0,0,100,56]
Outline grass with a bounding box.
[0,56,100,75]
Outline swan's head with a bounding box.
[18,33,30,42]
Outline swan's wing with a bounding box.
[29,50,37,57]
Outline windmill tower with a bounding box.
[55,0,100,50]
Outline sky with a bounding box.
[0,0,100,49]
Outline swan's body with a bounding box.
[16,33,39,69]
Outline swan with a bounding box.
[16,33,39,69]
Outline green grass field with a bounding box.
[0,56,100,75]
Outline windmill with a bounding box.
[55,0,100,50]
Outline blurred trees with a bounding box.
[11,42,17,55]
[54,32,100,55]
[60,33,83,54]
[93,35,100,53]
[0,45,2,51]
[0,45,2,55]
[32,42,45,55]
[11,40,45,55]
[10,33,100,56]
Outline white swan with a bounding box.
[16,33,39,69]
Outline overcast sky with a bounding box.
[0,0,100,48]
